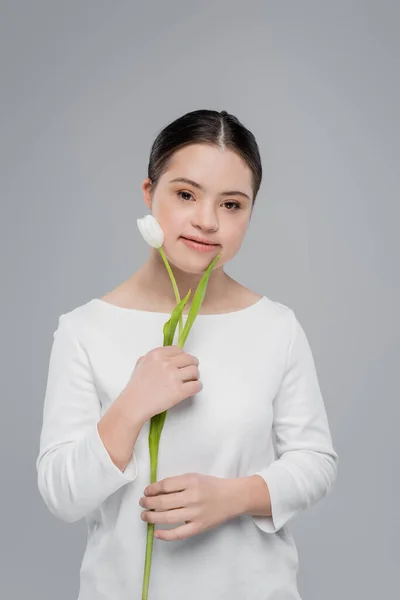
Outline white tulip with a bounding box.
[136,214,164,248]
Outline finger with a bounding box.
[154,521,198,542]
[181,378,203,396]
[141,507,188,525]
[146,474,194,496]
[141,491,186,511]
[178,364,200,383]
[171,352,199,369]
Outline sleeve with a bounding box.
[36,313,139,523]
[250,309,339,533]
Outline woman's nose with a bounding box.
[191,207,219,231]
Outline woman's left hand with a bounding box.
[139,472,241,542]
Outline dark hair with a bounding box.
[147,109,262,207]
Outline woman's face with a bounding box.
[142,143,254,272]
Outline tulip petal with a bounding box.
[137,214,164,248]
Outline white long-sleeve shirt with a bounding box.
[36,295,338,600]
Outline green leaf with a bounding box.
[162,290,192,347]
[178,253,221,346]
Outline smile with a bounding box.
[180,237,220,252]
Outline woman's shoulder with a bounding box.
[235,285,293,319]
[52,297,104,342]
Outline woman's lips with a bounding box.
[180,237,220,252]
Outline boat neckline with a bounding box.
[90,295,267,318]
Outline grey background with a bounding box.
[1,1,399,598]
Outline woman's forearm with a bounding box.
[36,387,146,523]
[229,475,272,519]
[97,389,148,473]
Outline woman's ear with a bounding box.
[141,178,153,211]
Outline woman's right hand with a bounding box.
[121,345,202,423]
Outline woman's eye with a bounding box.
[224,201,241,211]
[178,191,193,201]
[177,191,240,211]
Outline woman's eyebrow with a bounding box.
[169,177,251,201]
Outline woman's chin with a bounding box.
[172,254,218,275]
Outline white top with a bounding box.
[36,295,338,600]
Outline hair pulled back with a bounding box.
[147,109,262,206]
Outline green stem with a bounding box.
[141,521,155,600]
[158,247,183,340]
[141,430,159,599]
[141,248,218,598]
[142,247,183,600]
[141,433,161,600]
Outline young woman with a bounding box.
[36,109,338,599]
